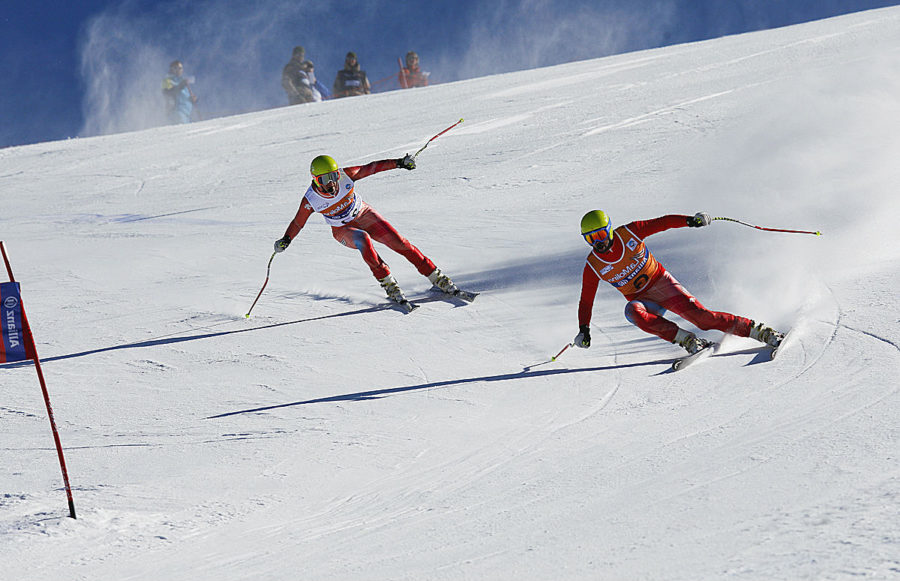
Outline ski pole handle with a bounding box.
[551,343,574,362]
[245,252,276,318]
[413,118,464,158]
[712,216,822,236]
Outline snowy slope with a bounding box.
[2,7,899,580]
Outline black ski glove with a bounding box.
[574,325,591,348]
[274,236,292,253]
[687,212,711,228]
[397,154,416,170]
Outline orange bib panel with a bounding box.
[586,226,661,298]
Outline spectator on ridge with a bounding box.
[161,60,198,124]
[398,51,429,88]
[333,52,370,98]
[282,46,314,105]
[302,60,330,101]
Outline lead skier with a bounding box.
[274,154,460,308]
[574,210,784,354]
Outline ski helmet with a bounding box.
[580,210,612,247]
[310,155,340,192]
[310,155,338,177]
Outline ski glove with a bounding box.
[274,236,292,253]
[687,212,711,228]
[397,154,416,170]
[574,325,591,348]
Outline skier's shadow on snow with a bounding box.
[0,302,407,367]
[208,359,670,419]
[207,347,771,419]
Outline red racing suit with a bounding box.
[282,160,436,281]
[578,215,753,343]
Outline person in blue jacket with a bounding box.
[162,60,198,124]
[302,61,331,101]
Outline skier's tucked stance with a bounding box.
[274,154,459,305]
[574,210,784,354]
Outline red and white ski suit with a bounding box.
[282,159,435,281]
[578,215,753,343]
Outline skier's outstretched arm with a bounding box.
[344,156,415,181]
[628,213,708,238]
[274,201,313,252]
[575,263,601,348]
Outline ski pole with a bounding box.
[398,57,408,89]
[413,118,464,158]
[551,343,574,362]
[712,216,822,236]
[245,252,276,318]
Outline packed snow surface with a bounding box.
[2,7,899,580]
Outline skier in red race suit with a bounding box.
[574,210,784,354]
[274,154,460,305]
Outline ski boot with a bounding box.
[749,321,784,348]
[427,268,459,295]
[674,329,712,355]
[379,274,408,304]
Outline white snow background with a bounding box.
[2,7,899,580]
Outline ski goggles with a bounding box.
[583,225,612,246]
[314,170,340,189]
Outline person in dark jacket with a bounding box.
[332,52,370,98]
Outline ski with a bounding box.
[430,286,479,303]
[448,288,478,302]
[672,342,717,371]
[386,298,419,313]
[769,328,794,359]
[386,289,478,313]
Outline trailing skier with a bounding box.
[274,154,461,310]
[574,210,784,355]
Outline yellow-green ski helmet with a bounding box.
[310,155,340,193]
[310,154,339,177]
[580,210,613,247]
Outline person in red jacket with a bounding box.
[574,210,784,354]
[274,154,459,306]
